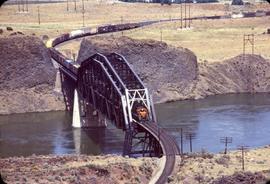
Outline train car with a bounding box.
[243,12,256,18]
[98,25,117,33]
[231,13,244,19]
[98,23,140,34]
[255,10,266,17]
[205,15,221,19]
[49,48,78,75]
[70,30,85,38]
[51,33,70,47]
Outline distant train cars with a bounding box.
[97,23,140,33]
[47,23,141,48]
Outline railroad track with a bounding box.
[136,122,180,184]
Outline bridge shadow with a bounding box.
[72,126,124,155]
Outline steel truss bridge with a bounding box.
[49,28,180,184]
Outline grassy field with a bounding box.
[0,0,270,61]
[124,16,270,62]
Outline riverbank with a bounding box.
[1,146,270,183]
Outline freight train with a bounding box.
[46,23,142,48]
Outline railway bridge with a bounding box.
[49,24,180,183]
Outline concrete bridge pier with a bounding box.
[72,89,108,128]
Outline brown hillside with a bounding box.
[194,54,270,99]
[0,36,65,114]
[77,36,198,103]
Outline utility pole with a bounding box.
[180,128,183,155]
[188,3,191,28]
[237,145,249,171]
[82,0,85,12]
[180,1,183,29]
[21,0,24,12]
[121,16,123,36]
[17,0,20,12]
[184,0,186,28]
[220,137,232,154]
[160,29,163,42]
[243,34,255,61]
[186,133,195,153]
[74,0,77,11]
[82,9,85,27]
[26,0,28,12]
[38,6,40,25]
[67,0,69,11]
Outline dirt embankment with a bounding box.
[78,36,198,103]
[0,154,158,184]
[77,36,270,103]
[194,55,270,99]
[0,35,65,114]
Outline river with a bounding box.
[1,93,270,157]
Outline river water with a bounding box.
[1,93,270,158]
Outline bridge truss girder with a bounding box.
[77,57,126,130]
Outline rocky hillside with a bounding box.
[78,36,270,103]
[194,54,270,99]
[78,36,198,103]
[2,35,270,114]
[0,36,65,114]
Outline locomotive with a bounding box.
[132,103,149,122]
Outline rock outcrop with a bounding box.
[78,36,270,102]
[2,35,270,114]
[78,36,198,103]
[194,54,270,99]
[0,36,65,114]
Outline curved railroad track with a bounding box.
[136,122,180,184]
